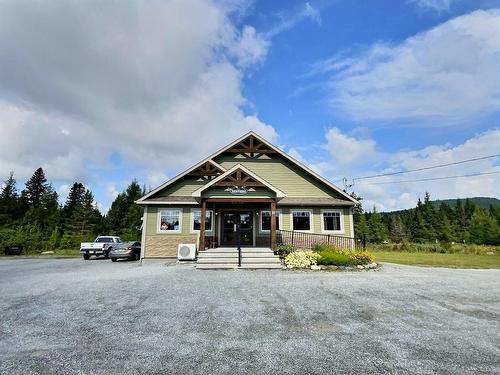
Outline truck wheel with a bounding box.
[111,258,117,262]
[104,249,111,259]
[83,254,90,260]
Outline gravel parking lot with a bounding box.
[0,258,499,374]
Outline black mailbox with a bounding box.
[5,245,23,256]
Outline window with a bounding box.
[158,209,181,232]
[260,210,281,231]
[192,209,213,232]
[322,211,342,232]
[292,210,312,231]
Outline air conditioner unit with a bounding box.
[177,244,196,261]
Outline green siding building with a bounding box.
[136,132,358,259]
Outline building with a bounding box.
[136,132,358,259]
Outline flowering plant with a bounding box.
[285,251,321,269]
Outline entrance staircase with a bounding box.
[196,247,282,270]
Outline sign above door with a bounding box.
[229,186,248,195]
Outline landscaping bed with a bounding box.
[277,243,378,271]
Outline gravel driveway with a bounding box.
[0,258,499,374]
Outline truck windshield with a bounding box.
[96,237,113,243]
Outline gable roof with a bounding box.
[191,164,286,198]
[137,131,358,204]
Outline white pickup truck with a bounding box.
[80,236,123,260]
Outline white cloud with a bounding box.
[323,127,379,167]
[107,185,120,201]
[57,184,72,204]
[265,1,322,38]
[0,0,275,184]
[146,171,169,191]
[230,26,270,67]
[318,10,500,124]
[356,129,500,211]
[300,127,499,211]
[408,0,455,12]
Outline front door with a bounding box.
[221,211,253,246]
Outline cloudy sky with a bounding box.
[0,0,499,212]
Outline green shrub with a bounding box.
[350,251,374,265]
[276,244,295,258]
[314,247,375,266]
[285,251,321,269]
[316,250,352,266]
[313,243,337,252]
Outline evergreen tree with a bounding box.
[389,215,406,243]
[464,198,476,224]
[454,199,468,243]
[19,168,60,246]
[489,204,500,225]
[436,203,454,243]
[412,209,430,243]
[63,182,86,218]
[368,206,388,243]
[0,172,19,225]
[61,189,103,248]
[22,167,50,206]
[355,212,370,242]
[469,208,499,245]
[105,180,144,239]
[421,192,437,241]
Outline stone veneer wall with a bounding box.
[144,234,198,258]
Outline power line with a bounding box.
[335,154,500,183]
[356,170,500,186]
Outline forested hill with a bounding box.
[354,193,500,245]
[386,197,500,215]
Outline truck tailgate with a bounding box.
[80,243,103,250]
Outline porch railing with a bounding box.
[276,229,365,252]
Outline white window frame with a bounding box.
[157,208,182,234]
[290,210,313,233]
[190,208,214,233]
[321,209,343,234]
[259,209,282,233]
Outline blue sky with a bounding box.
[0,0,499,212]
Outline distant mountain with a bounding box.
[385,197,500,214]
[430,197,500,210]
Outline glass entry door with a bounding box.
[221,211,253,246]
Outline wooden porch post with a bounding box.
[200,199,206,251]
[270,199,277,251]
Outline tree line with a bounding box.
[0,168,145,252]
[354,192,500,245]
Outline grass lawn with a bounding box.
[1,249,80,257]
[372,251,500,269]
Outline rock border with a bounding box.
[285,262,380,272]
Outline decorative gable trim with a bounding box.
[226,134,277,155]
[186,160,225,178]
[137,160,226,202]
[191,164,286,198]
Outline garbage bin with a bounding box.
[5,245,23,255]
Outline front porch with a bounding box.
[198,198,279,252]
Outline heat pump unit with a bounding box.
[177,244,196,261]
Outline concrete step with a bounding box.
[196,263,283,270]
[198,252,277,258]
[202,248,272,253]
[197,257,281,264]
